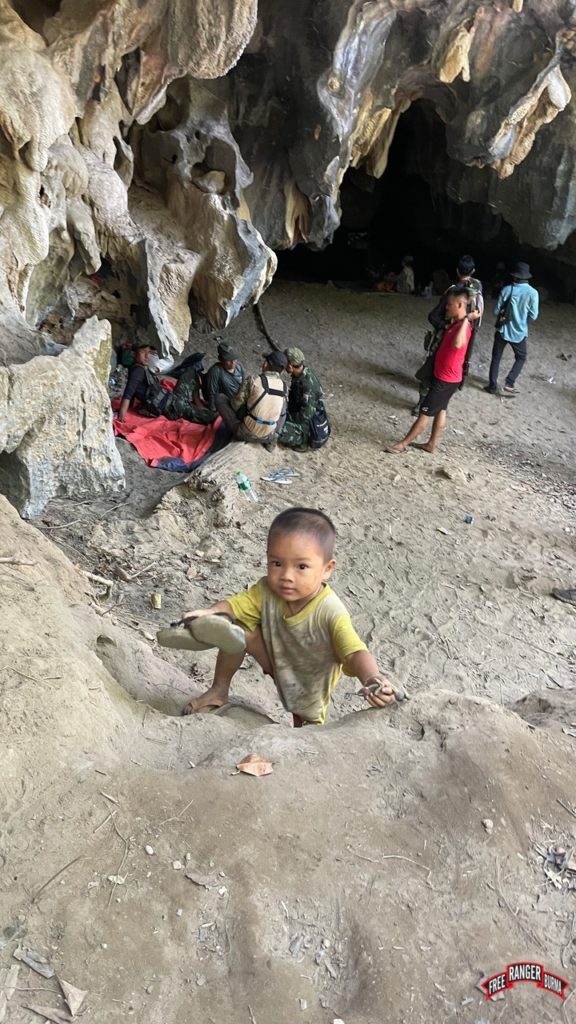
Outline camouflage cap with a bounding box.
[285,346,305,366]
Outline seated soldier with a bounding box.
[216,351,287,446]
[117,338,214,424]
[279,347,323,451]
[204,342,245,414]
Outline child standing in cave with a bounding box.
[388,288,472,454]
[164,507,398,726]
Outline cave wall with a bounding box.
[0,0,575,514]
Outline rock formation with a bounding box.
[0,0,575,513]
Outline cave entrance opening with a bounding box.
[276,100,571,300]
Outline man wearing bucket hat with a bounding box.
[204,341,245,414]
[279,347,324,450]
[484,261,539,395]
[216,351,288,446]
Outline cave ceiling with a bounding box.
[0,0,575,515]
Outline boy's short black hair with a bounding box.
[449,285,470,302]
[457,255,475,276]
[268,507,336,561]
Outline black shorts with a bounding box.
[420,377,460,416]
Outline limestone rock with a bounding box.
[0,316,124,517]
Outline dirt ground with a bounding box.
[1,281,576,1023]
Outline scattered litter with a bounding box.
[464,514,474,525]
[261,468,300,485]
[0,964,19,1023]
[99,791,119,804]
[176,908,183,917]
[196,975,207,987]
[59,979,87,1016]
[144,845,155,856]
[547,377,556,384]
[107,875,125,885]
[289,935,304,957]
[482,818,494,834]
[562,727,576,739]
[333,1018,346,1023]
[534,843,576,890]
[437,527,450,536]
[149,592,162,610]
[172,860,183,871]
[24,1007,73,1024]
[324,958,338,979]
[13,946,55,978]
[218,886,228,897]
[299,998,308,1010]
[236,753,273,777]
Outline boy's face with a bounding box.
[266,531,335,610]
[446,295,466,320]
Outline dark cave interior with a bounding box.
[277,101,576,302]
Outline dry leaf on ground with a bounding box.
[236,753,273,777]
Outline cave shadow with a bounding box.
[354,382,415,411]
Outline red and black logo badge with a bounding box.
[480,962,569,1001]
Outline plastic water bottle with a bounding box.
[235,470,259,503]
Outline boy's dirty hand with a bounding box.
[358,676,396,707]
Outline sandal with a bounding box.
[157,613,246,654]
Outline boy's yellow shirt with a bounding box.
[228,578,367,724]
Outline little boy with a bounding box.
[181,507,395,725]
[388,287,472,454]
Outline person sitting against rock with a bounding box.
[279,346,324,451]
[117,338,214,424]
[215,351,288,446]
[396,255,415,295]
[204,342,245,414]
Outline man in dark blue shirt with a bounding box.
[204,342,245,414]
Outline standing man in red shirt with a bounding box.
[388,288,472,454]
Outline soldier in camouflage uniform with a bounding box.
[165,363,215,425]
[279,347,323,450]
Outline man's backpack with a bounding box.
[495,284,515,330]
[308,401,331,449]
[143,368,169,415]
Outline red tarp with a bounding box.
[112,399,226,471]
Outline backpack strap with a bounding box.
[246,374,286,424]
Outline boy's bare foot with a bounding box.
[182,683,230,716]
[410,442,435,453]
[385,442,409,454]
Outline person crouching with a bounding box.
[215,351,288,447]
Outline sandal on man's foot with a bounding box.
[157,613,246,654]
[503,385,518,395]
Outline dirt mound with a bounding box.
[2,495,576,1024]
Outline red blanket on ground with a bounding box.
[112,400,224,471]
